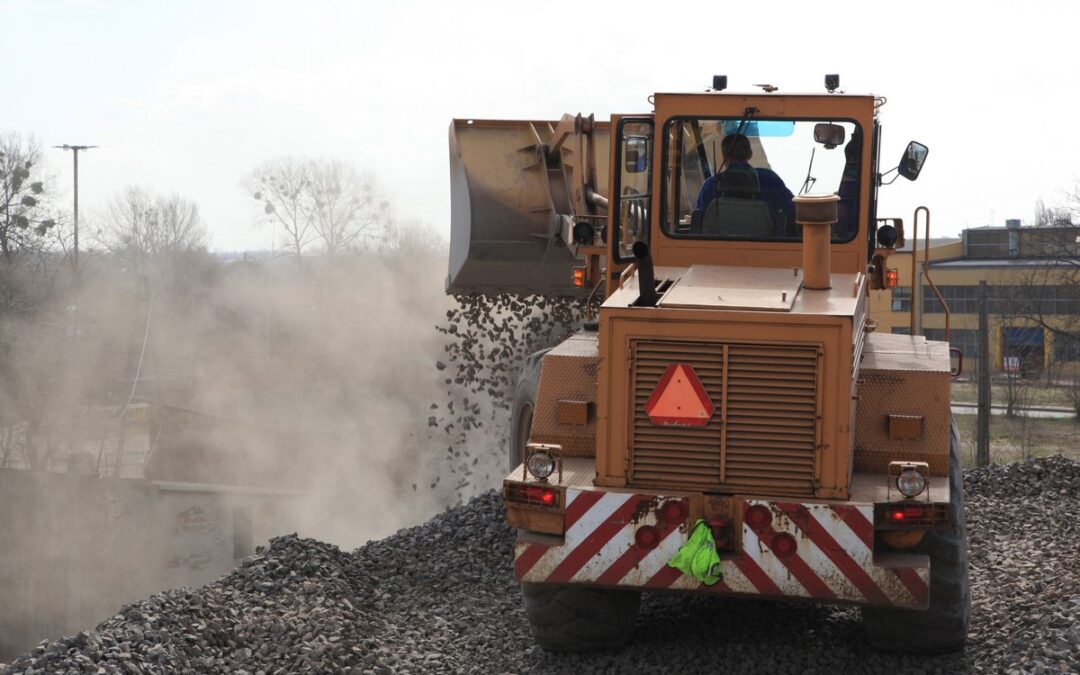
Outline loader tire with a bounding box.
[522,583,640,652]
[509,352,545,472]
[862,420,971,653]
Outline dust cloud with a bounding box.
[0,236,451,658]
[0,219,599,659]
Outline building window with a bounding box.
[918,284,1080,315]
[1054,333,1080,362]
[891,287,911,312]
[924,328,979,358]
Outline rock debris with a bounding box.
[4,456,1079,674]
[426,293,595,502]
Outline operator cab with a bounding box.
[608,77,928,293]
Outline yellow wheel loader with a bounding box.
[446,76,968,654]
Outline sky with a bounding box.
[4,0,1080,252]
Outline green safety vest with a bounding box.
[667,519,723,585]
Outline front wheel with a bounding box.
[522,583,640,652]
[861,421,971,653]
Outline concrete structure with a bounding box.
[869,223,1080,375]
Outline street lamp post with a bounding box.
[53,144,97,292]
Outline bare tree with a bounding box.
[244,158,391,259]
[1032,198,1074,228]
[385,218,444,255]
[95,187,208,276]
[243,158,316,261]
[0,131,57,262]
[307,160,391,256]
[1007,196,1080,418]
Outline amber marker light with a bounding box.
[885,268,899,288]
[572,267,586,287]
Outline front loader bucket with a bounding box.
[446,118,609,296]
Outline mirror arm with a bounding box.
[879,167,900,186]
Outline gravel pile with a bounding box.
[4,456,1079,675]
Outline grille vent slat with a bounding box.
[629,340,819,495]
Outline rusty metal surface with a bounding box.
[530,332,599,457]
[855,332,951,476]
[515,488,929,610]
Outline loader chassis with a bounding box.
[512,327,951,611]
[449,86,966,651]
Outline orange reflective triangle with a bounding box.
[644,364,715,427]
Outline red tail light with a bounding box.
[889,505,927,523]
[524,486,556,506]
[504,482,561,509]
[875,501,949,529]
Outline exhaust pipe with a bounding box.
[632,241,659,307]
[792,194,840,290]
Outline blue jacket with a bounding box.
[697,162,795,231]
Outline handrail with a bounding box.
[912,206,950,340]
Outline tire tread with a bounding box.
[862,420,971,653]
[522,584,640,652]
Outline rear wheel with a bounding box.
[509,354,544,472]
[862,421,971,653]
[522,583,640,652]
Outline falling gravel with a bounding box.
[4,455,1079,675]
[424,293,596,503]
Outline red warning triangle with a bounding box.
[644,364,715,427]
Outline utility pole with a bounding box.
[976,280,991,467]
[53,144,97,292]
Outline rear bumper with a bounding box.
[512,487,930,610]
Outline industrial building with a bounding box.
[869,221,1080,376]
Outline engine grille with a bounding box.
[630,340,820,496]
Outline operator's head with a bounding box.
[720,133,753,164]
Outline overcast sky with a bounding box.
[5,0,1080,251]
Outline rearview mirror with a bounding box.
[898,141,928,181]
[814,123,846,148]
[624,136,649,173]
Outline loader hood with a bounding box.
[656,265,805,312]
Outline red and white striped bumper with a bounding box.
[514,488,930,609]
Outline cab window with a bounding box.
[614,119,653,262]
[662,118,861,243]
